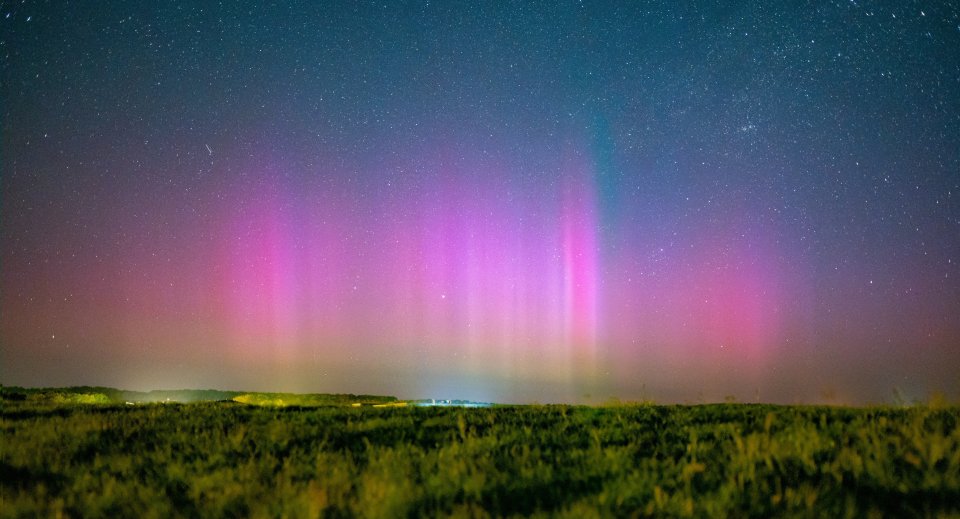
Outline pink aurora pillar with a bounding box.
[559,156,601,376]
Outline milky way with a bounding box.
[2,2,958,403]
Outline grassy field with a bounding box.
[1,390,959,517]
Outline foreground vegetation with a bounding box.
[1,392,959,517]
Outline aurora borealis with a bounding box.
[2,1,959,403]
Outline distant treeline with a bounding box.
[0,385,397,406]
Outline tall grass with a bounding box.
[2,400,958,517]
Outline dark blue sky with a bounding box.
[2,1,958,403]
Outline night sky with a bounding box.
[2,1,959,404]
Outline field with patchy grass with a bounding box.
[1,390,958,517]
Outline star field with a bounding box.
[2,1,958,403]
